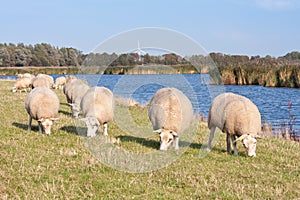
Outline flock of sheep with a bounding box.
[12,73,262,157]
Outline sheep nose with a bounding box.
[159,146,167,151]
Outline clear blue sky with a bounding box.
[1,0,299,56]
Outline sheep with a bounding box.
[32,76,52,89]
[80,87,114,137]
[148,87,194,150]
[63,79,86,103]
[62,80,90,118]
[53,76,66,89]
[70,82,90,118]
[207,92,262,157]
[36,74,54,87]
[12,77,32,93]
[17,73,35,81]
[63,79,76,103]
[25,87,59,134]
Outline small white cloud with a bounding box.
[255,0,300,10]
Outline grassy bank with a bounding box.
[0,64,200,76]
[0,80,299,199]
[0,66,79,76]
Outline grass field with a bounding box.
[0,80,299,199]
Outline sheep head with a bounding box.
[154,128,178,151]
[235,134,258,157]
[38,118,58,135]
[81,117,100,137]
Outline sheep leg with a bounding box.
[38,122,43,133]
[226,134,232,154]
[28,116,32,132]
[231,135,238,156]
[173,136,179,150]
[207,126,216,150]
[103,123,108,136]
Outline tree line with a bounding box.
[1,43,300,69]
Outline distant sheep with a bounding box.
[36,74,54,87]
[207,92,261,157]
[12,77,32,93]
[80,87,114,137]
[31,77,51,89]
[63,80,89,118]
[63,79,76,103]
[17,73,35,81]
[54,76,66,89]
[63,79,86,104]
[148,88,193,150]
[70,82,89,118]
[25,87,59,134]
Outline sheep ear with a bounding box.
[254,135,262,139]
[234,135,247,143]
[153,129,162,134]
[171,131,178,138]
[38,118,44,122]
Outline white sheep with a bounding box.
[17,73,35,81]
[53,76,67,89]
[63,79,85,103]
[31,76,51,89]
[148,87,194,150]
[207,92,262,157]
[12,77,32,93]
[80,87,114,137]
[68,81,90,118]
[36,74,54,87]
[25,87,59,134]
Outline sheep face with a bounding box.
[38,118,56,135]
[155,129,178,150]
[81,117,100,137]
[242,135,257,157]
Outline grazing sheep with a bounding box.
[12,77,32,93]
[17,73,35,81]
[148,87,194,150]
[25,87,59,134]
[207,92,262,157]
[36,74,54,87]
[69,82,90,118]
[80,87,114,137]
[31,76,51,89]
[54,76,66,89]
[63,79,86,103]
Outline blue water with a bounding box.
[2,74,300,132]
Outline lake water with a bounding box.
[2,74,300,132]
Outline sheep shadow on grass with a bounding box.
[118,135,160,150]
[60,125,87,136]
[12,122,39,132]
[58,110,72,116]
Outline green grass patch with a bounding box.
[0,80,299,199]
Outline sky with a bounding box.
[1,0,300,56]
